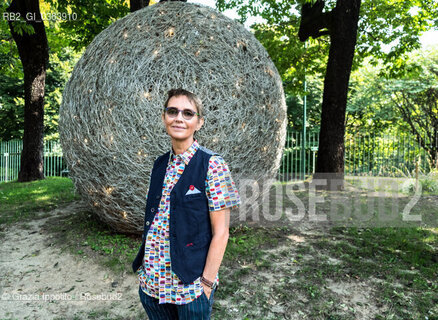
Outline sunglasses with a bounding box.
[164,107,199,120]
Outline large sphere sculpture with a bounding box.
[59,2,287,234]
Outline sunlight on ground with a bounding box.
[36,195,50,201]
[30,188,47,195]
[287,234,305,242]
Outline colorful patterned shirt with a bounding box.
[138,140,240,304]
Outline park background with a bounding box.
[1,0,438,319]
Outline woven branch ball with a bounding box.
[59,1,287,234]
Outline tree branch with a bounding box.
[298,0,332,42]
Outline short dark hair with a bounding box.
[164,88,204,118]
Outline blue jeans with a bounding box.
[138,286,215,320]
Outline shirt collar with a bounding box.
[170,140,199,166]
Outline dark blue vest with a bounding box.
[132,146,217,284]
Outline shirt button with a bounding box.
[146,221,150,226]
[151,208,155,212]
[156,195,160,199]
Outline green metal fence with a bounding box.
[277,129,437,182]
[1,130,436,183]
[0,140,22,183]
[0,140,67,183]
[278,130,319,181]
[344,131,436,178]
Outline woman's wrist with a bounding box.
[201,275,216,289]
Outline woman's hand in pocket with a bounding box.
[201,283,212,299]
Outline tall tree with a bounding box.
[299,0,361,183]
[7,0,49,182]
[385,49,438,168]
[217,0,438,186]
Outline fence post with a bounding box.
[415,156,419,190]
[4,152,9,182]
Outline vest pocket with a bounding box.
[182,235,211,275]
[183,193,203,200]
[181,196,209,224]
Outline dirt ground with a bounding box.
[1,194,435,319]
[0,200,334,320]
[0,201,143,320]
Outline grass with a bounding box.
[1,177,437,319]
[0,176,80,225]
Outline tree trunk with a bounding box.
[7,0,49,182]
[314,0,361,187]
[130,0,150,12]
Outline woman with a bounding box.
[132,88,240,319]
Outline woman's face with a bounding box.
[162,95,204,143]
